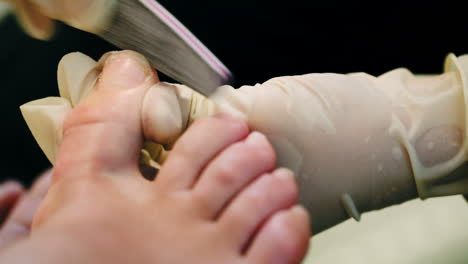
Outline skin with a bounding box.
[0,171,50,250]
[0,182,23,227]
[0,51,311,263]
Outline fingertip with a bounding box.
[142,83,184,144]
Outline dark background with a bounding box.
[0,1,466,186]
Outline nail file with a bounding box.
[98,0,233,96]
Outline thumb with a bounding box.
[142,83,217,146]
[54,50,158,181]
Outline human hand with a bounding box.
[10,51,311,263]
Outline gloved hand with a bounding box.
[141,53,468,232]
[4,0,114,39]
[21,51,468,233]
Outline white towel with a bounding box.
[305,195,468,264]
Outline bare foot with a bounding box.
[141,117,311,263]
[23,51,310,264]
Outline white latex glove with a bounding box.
[5,0,114,39]
[21,52,468,233]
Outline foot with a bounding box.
[29,51,310,264]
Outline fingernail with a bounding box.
[245,131,267,146]
[99,52,150,90]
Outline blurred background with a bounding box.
[1,1,467,263]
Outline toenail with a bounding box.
[291,205,308,216]
[99,53,150,90]
[245,131,267,147]
[274,168,294,181]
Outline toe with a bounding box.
[0,181,24,224]
[156,113,249,191]
[0,171,51,249]
[219,168,297,251]
[191,131,276,219]
[55,51,157,181]
[246,206,310,264]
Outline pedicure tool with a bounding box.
[98,0,233,96]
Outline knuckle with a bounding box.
[62,105,101,135]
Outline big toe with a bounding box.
[57,51,158,176]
